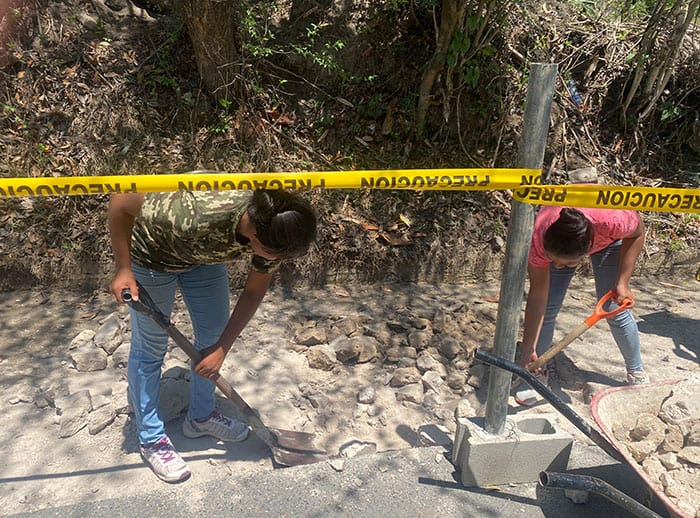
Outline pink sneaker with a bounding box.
[139,436,191,483]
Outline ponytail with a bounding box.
[247,190,317,258]
[543,208,593,259]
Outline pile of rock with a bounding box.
[10,292,498,448]
[289,302,494,413]
[616,376,700,518]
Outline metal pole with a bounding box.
[484,63,558,435]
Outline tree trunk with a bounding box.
[176,0,243,102]
[621,0,700,125]
[415,0,461,137]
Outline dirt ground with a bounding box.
[0,273,698,516]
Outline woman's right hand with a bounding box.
[519,349,542,373]
[110,267,138,303]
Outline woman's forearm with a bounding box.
[617,217,645,286]
[520,265,550,363]
[216,269,272,353]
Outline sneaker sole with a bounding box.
[182,420,249,442]
[515,395,539,407]
[514,387,545,407]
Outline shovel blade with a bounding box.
[269,428,326,454]
[271,448,329,467]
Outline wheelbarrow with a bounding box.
[474,350,690,518]
[591,380,695,518]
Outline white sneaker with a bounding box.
[139,436,191,483]
[627,370,650,385]
[514,370,549,407]
[183,410,249,442]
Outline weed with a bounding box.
[209,98,233,135]
[291,23,346,78]
[358,95,386,120]
[314,114,334,135]
[141,26,182,94]
[2,103,26,129]
[242,4,275,58]
[659,100,681,122]
[668,239,685,252]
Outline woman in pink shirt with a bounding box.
[515,206,648,406]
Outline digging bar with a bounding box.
[121,283,327,467]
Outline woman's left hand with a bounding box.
[194,346,226,380]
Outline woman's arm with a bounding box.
[194,268,272,379]
[519,264,550,369]
[615,215,645,303]
[108,192,145,303]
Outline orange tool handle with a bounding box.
[583,289,634,327]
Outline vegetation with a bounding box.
[0,0,698,291]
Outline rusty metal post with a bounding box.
[484,63,558,435]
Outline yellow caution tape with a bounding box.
[513,183,700,214]
[0,169,539,196]
[0,169,698,213]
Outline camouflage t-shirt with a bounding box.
[131,190,280,273]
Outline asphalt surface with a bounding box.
[10,441,670,518]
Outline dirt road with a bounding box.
[0,275,697,516]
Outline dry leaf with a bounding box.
[378,232,414,246]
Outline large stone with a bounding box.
[328,317,359,340]
[306,344,337,371]
[88,403,117,434]
[57,390,93,438]
[294,325,327,346]
[331,335,360,363]
[421,370,443,393]
[69,329,95,350]
[71,347,108,372]
[407,329,432,350]
[94,313,124,354]
[357,385,376,404]
[158,378,189,423]
[437,335,462,360]
[390,367,421,387]
[354,335,379,363]
[395,383,424,404]
[416,351,440,372]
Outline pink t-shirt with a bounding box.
[529,206,640,268]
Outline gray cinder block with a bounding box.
[453,413,573,487]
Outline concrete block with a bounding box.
[452,413,573,487]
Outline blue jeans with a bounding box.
[536,240,644,373]
[128,262,230,445]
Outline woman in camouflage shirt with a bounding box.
[108,189,317,483]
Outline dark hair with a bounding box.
[543,208,594,259]
[247,190,317,258]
